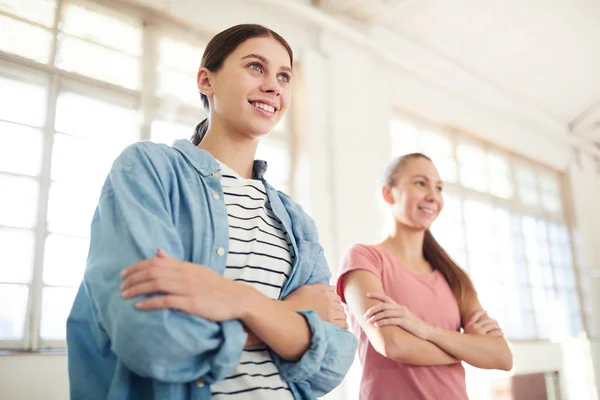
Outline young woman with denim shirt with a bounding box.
[67,24,357,400]
[337,154,513,400]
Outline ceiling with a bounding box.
[316,0,600,144]
[123,0,600,147]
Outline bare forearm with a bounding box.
[427,327,513,370]
[241,287,311,361]
[379,327,458,366]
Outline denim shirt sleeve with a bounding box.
[83,144,246,383]
[273,219,358,396]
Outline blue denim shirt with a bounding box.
[66,139,357,400]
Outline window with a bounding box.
[391,114,585,341]
[0,0,296,350]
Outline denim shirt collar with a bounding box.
[172,139,268,180]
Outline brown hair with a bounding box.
[383,153,476,313]
[191,24,293,145]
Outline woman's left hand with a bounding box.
[364,293,433,340]
[120,249,250,321]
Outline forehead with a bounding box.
[228,36,292,69]
[401,157,441,181]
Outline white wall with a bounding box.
[3,0,599,399]
[0,353,68,400]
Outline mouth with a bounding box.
[248,100,278,116]
[418,206,437,216]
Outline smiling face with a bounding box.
[198,36,292,139]
[383,156,445,231]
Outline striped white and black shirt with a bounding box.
[210,161,295,400]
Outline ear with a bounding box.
[382,185,394,205]
[197,67,213,97]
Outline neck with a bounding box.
[383,221,426,266]
[197,119,259,179]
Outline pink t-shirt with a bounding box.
[337,244,468,400]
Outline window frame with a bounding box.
[0,0,297,351]
[391,111,589,341]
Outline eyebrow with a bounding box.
[241,53,292,73]
[412,174,443,185]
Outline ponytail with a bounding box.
[191,118,209,145]
[423,230,476,312]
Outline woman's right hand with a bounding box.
[464,310,504,337]
[284,284,349,330]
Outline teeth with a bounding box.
[420,207,435,214]
[254,102,275,113]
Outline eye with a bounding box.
[248,63,263,73]
[415,181,425,187]
[278,73,291,83]
[436,186,443,192]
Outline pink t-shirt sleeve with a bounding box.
[336,244,383,304]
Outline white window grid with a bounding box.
[0,0,295,351]
[390,113,588,341]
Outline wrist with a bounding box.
[236,282,265,321]
[424,324,442,342]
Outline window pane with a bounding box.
[40,286,77,340]
[569,312,583,336]
[43,234,88,287]
[157,68,200,105]
[0,122,43,176]
[459,167,487,192]
[151,120,193,145]
[487,154,513,199]
[55,92,138,143]
[458,143,487,191]
[0,0,56,27]
[421,130,453,157]
[0,174,39,228]
[431,155,457,183]
[47,181,99,236]
[457,142,485,164]
[256,140,290,187]
[0,228,35,283]
[541,193,562,213]
[390,119,418,155]
[516,166,536,187]
[0,15,53,63]
[158,36,203,71]
[51,133,125,186]
[516,166,539,206]
[539,173,559,194]
[0,283,29,339]
[61,3,141,55]
[0,76,47,126]
[56,36,140,89]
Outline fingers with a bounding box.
[466,309,487,326]
[332,319,349,330]
[363,303,403,319]
[366,309,405,324]
[156,248,170,259]
[136,294,189,311]
[122,277,185,299]
[366,293,395,304]
[121,257,174,278]
[120,266,175,291]
[477,320,501,334]
[371,318,403,328]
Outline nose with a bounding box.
[425,188,439,202]
[260,74,281,97]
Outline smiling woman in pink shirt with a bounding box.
[337,153,513,400]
